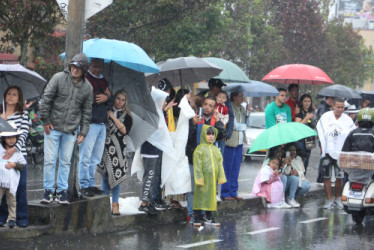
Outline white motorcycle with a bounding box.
[341,170,374,224]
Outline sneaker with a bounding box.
[204,217,220,227]
[138,203,160,215]
[56,190,70,205]
[287,198,300,208]
[41,190,54,204]
[89,186,104,195]
[188,214,196,224]
[8,220,16,228]
[273,201,292,209]
[333,198,344,209]
[152,199,169,211]
[324,199,334,209]
[80,188,94,197]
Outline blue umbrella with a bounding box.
[60,38,159,73]
[223,81,279,97]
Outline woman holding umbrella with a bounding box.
[295,94,316,173]
[0,86,30,227]
[97,90,133,215]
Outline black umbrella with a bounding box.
[317,84,362,100]
[0,64,46,101]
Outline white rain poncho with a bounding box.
[162,95,196,195]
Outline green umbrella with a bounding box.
[204,57,250,83]
[248,122,317,153]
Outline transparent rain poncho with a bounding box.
[193,125,226,211]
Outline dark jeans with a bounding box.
[151,151,162,202]
[142,157,159,203]
[0,164,28,226]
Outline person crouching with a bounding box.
[193,125,226,227]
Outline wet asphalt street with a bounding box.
[8,147,373,249]
[5,197,374,250]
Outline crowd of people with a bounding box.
[0,52,373,229]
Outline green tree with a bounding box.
[0,0,62,65]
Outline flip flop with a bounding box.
[221,197,235,201]
[233,196,243,200]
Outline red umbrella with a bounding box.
[262,64,333,85]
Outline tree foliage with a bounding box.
[0,0,62,65]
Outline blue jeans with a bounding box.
[284,175,311,199]
[0,160,28,226]
[78,124,106,189]
[152,152,162,202]
[221,145,243,199]
[43,130,77,192]
[217,139,225,156]
[101,175,121,203]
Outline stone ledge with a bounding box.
[0,185,325,239]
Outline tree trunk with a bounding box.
[19,38,29,66]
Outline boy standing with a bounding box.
[193,125,226,227]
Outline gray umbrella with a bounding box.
[223,81,279,97]
[317,84,362,100]
[0,116,16,132]
[145,56,222,87]
[0,64,46,101]
[103,62,159,152]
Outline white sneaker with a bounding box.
[287,198,300,208]
[323,200,334,209]
[273,201,292,209]
[333,198,344,209]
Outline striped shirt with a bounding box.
[6,111,30,157]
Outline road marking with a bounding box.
[238,178,252,182]
[177,239,223,248]
[300,217,328,224]
[246,227,280,235]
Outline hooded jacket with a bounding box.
[193,125,226,211]
[40,54,93,136]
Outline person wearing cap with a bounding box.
[78,58,112,197]
[199,78,234,140]
[344,101,359,125]
[40,53,93,205]
[0,123,27,228]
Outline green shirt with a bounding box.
[265,101,291,128]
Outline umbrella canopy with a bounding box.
[317,84,362,100]
[248,122,317,153]
[223,81,279,97]
[0,64,47,100]
[204,57,250,83]
[262,64,333,85]
[0,116,16,132]
[102,62,159,152]
[60,38,159,74]
[145,56,222,87]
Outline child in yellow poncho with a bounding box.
[193,125,227,227]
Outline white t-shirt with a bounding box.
[317,111,355,160]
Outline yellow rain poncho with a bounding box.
[193,125,227,211]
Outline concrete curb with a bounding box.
[0,185,326,239]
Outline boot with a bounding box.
[112,202,120,216]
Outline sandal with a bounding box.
[221,197,235,201]
[233,196,243,200]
